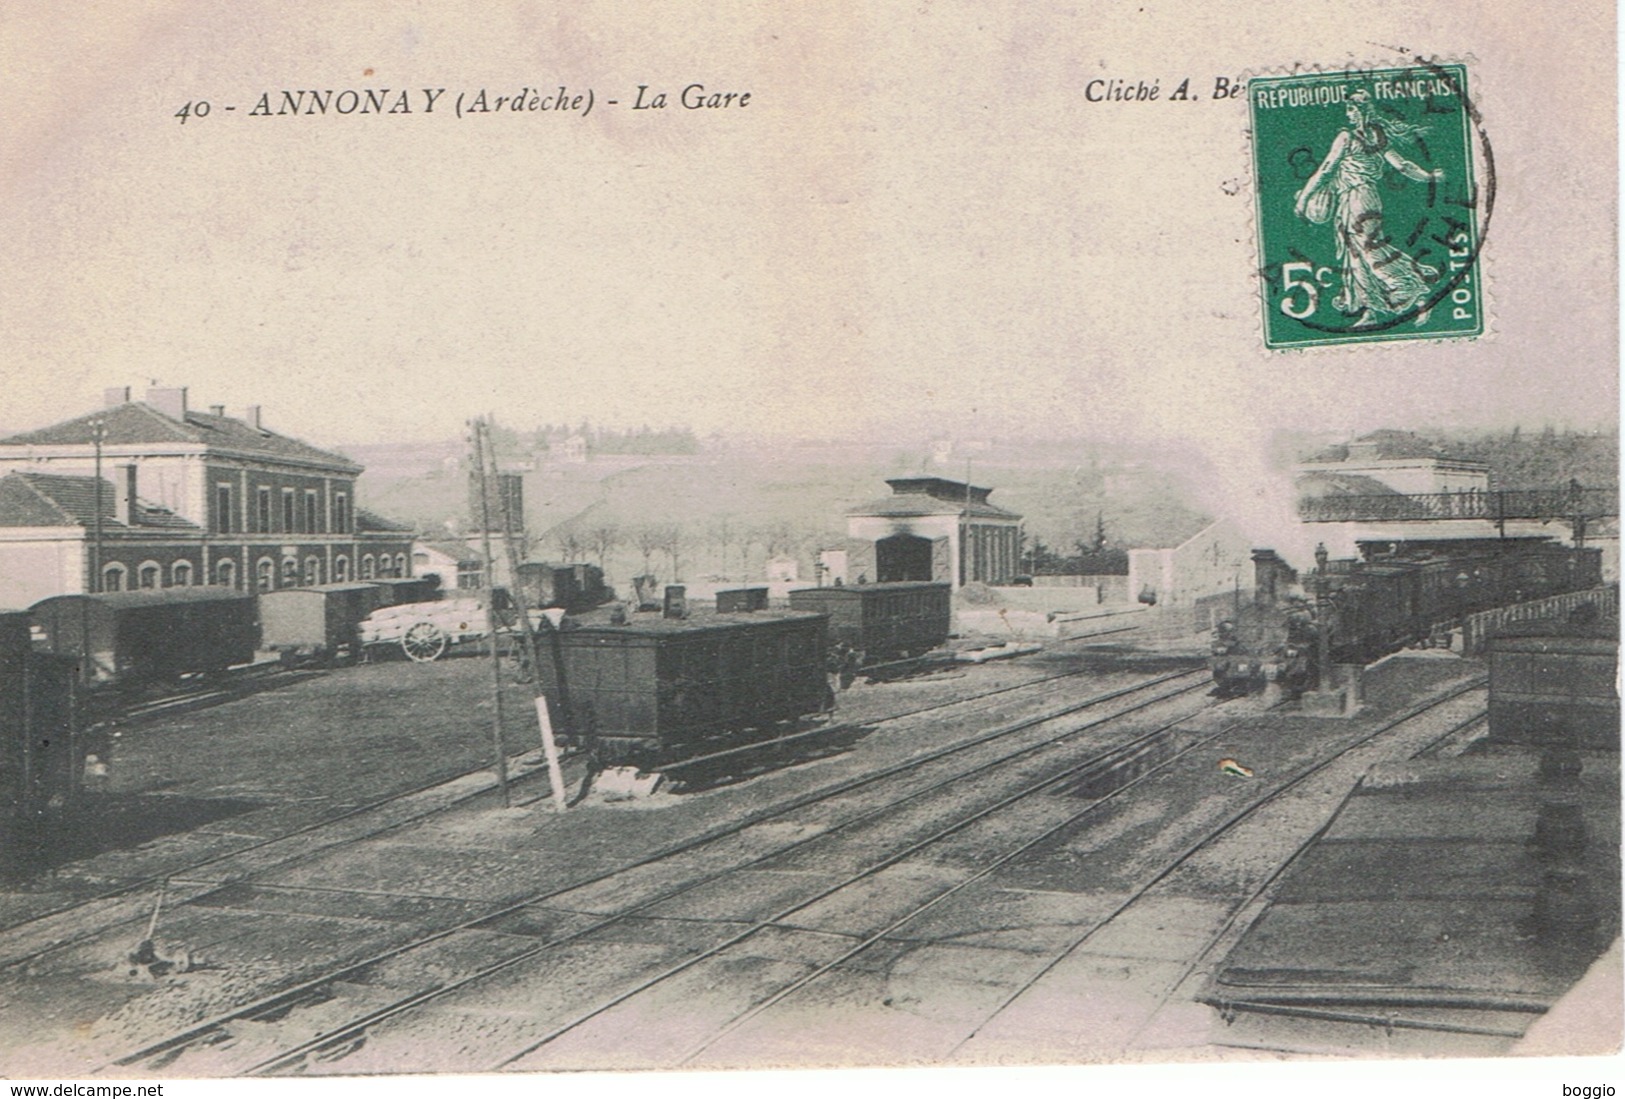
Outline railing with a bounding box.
[1299,487,1618,524]
[1455,586,1619,656]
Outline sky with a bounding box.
[3,4,1617,462]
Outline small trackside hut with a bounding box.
[1488,620,1620,752]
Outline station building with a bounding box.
[413,539,486,591]
[0,386,415,607]
[1126,519,1254,612]
[844,477,1022,588]
[1295,429,1617,578]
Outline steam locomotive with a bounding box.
[1211,539,1605,697]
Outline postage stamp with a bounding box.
[1249,63,1486,349]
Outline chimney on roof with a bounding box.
[103,386,131,408]
[246,405,263,430]
[116,465,139,526]
[146,386,188,422]
[209,404,225,417]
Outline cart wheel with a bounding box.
[401,622,448,663]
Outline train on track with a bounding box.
[1211,538,1605,697]
[0,568,955,835]
[14,560,612,690]
[2,572,953,795]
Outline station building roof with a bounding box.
[848,476,1021,520]
[356,507,414,533]
[1294,471,1405,498]
[0,471,199,530]
[1303,429,1486,467]
[0,400,361,474]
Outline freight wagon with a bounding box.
[365,576,444,607]
[260,582,386,665]
[1488,621,1619,751]
[531,610,830,764]
[788,581,952,665]
[30,589,260,687]
[0,610,77,862]
[513,562,612,612]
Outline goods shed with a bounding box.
[845,477,1022,589]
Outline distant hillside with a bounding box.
[344,434,1219,587]
[1448,427,1617,488]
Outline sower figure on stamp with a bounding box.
[1294,87,1445,326]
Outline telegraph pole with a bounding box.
[469,420,511,808]
[1314,542,1331,692]
[478,418,568,813]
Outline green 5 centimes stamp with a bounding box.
[1250,64,1487,349]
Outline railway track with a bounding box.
[487,676,1490,1071]
[82,665,1218,1076]
[944,680,1493,1062]
[181,671,1490,1075]
[0,656,1187,967]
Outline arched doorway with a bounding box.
[876,532,933,583]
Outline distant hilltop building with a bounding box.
[0,386,414,606]
[845,476,1022,588]
[559,434,588,463]
[1294,430,1616,577]
[1297,429,1491,497]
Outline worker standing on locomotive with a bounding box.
[1279,595,1317,697]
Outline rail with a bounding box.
[1455,585,1619,656]
[1299,487,1618,524]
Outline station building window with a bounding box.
[216,483,235,534]
[217,559,237,588]
[172,561,193,587]
[334,493,349,534]
[334,555,350,582]
[361,555,375,580]
[102,563,126,592]
[303,556,322,586]
[138,562,160,589]
[395,553,408,577]
[282,489,295,534]
[306,490,322,534]
[256,487,272,533]
[280,558,298,588]
[257,558,275,592]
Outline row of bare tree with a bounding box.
[543,517,836,583]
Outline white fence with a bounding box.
[1456,586,1619,656]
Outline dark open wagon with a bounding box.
[530,610,830,765]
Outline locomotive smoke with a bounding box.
[1180,435,1323,574]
